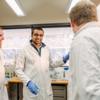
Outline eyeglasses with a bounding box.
[0,34,4,36]
[33,33,44,37]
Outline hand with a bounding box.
[63,52,70,62]
[27,81,39,95]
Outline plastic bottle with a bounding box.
[64,68,69,80]
[9,63,12,78]
[56,72,61,79]
[12,64,15,77]
[6,63,9,78]
[5,62,7,77]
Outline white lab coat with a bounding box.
[15,43,64,100]
[0,49,8,100]
[69,22,100,100]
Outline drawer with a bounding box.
[53,97,65,100]
[52,84,66,90]
[53,89,66,97]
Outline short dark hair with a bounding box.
[31,27,44,35]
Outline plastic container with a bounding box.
[59,71,64,79]
[55,67,64,79]
[49,69,55,78]
[12,64,15,77]
[56,72,61,79]
[64,67,69,80]
[6,64,9,78]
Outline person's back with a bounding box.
[69,21,100,100]
[68,1,100,100]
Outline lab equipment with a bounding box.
[4,63,15,78]
[52,74,57,79]
[56,72,61,79]
[55,67,64,79]
[9,63,12,78]
[64,68,69,80]
[49,68,55,78]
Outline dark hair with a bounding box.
[31,27,44,35]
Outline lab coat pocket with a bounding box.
[47,85,53,96]
[26,86,39,98]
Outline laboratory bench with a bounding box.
[6,78,68,100]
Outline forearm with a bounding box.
[15,68,30,86]
[50,58,65,68]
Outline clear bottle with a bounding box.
[5,62,7,77]
[56,72,61,79]
[64,68,69,80]
[7,63,11,78]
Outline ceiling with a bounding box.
[0,0,100,26]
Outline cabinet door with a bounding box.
[52,84,67,100]
[19,83,23,100]
[53,89,66,96]
[8,83,17,100]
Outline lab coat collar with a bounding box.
[74,21,100,37]
[41,42,46,47]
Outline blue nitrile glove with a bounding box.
[63,52,70,63]
[27,81,39,95]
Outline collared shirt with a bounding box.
[36,45,41,55]
[30,40,46,56]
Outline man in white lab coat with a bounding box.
[0,28,8,100]
[15,27,69,100]
[68,1,100,100]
